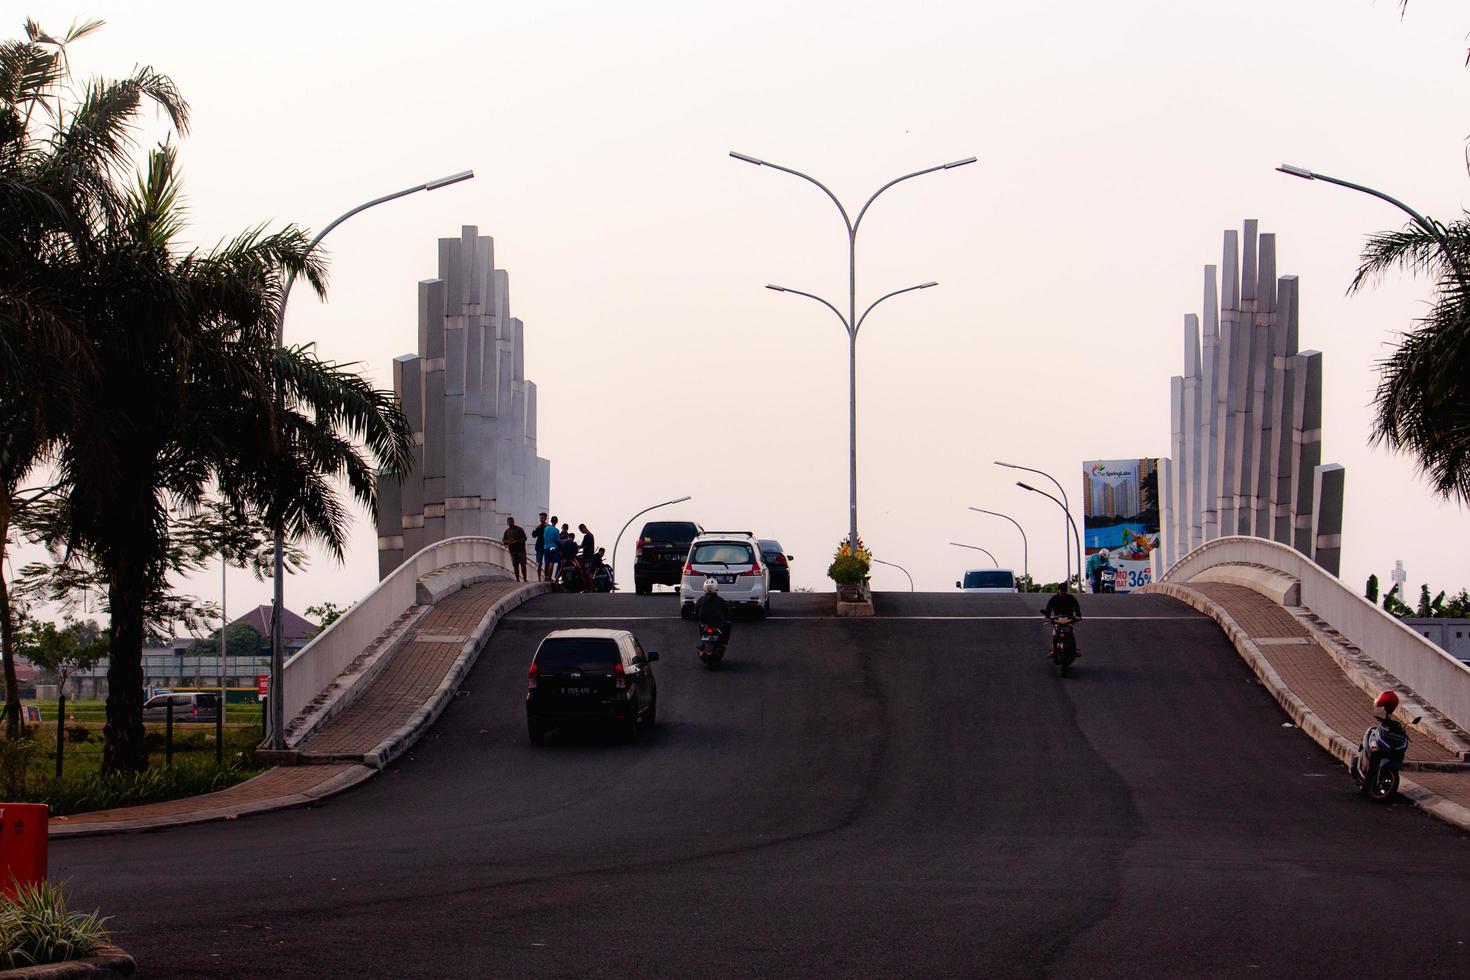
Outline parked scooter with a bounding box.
[697,623,728,669]
[1351,690,1420,802]
[1045,613,1079,675]
[557,548,614,594]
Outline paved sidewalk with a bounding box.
[298,579,524,758]
[50,579,544,837]
[1170,581,1470,814]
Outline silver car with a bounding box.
[142,692,221,724]
[679,532,769,619]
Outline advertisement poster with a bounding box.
[1081,459,1161,593]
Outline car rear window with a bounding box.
[535,638,622,671]
[642,521,698,542]
[963,570,1015,589]
[692,542,754,565]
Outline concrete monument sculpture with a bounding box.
[375,226,551,578]
[1160,220,1345,576]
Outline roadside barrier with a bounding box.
[0,803,48,897]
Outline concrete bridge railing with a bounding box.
[279,536,513,728]
[1162,535,1470,732]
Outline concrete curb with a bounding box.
[362,581,551,770]
[1145,582,1470,834]
[0,945,133,977]
[49,765,377,839]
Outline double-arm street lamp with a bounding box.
[611,495,692,590]
[1015,482,1084,591]
[968,508,1026,584]
[1276,164,1467,289]
[732,151,976,552]
[996,460,1081,588]
[268,169,475,750]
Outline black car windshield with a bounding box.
[963,571,1014,589]
[642,522,697,542]
[536,638,621,671]
[692,543,753,565]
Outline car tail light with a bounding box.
[771,554,788,567]
[192,705,199,719]
[740,563,762,576]
[636,538,645,557]
[527,663,538,690]
[614,662,627,690]
[682,560,694,576]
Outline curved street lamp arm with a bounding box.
[854,282,938,335]
[853,157,978,234]
[731,152,853,235]
[767,285,852,334]
[949,542,998,567]
[612,495,692,587]
[968,507,1027,582]
[870,558,913,592]
[1016,481,1084,584]
[996,460,1079,582]
[277,170,475,341]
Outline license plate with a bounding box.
[563,687,593,696]
[716,575,736,584]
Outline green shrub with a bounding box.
[826,554,870,585]
[0,740,38,799]
[64,727,89,744]
[30,759,260,817]
[0,880,110,968]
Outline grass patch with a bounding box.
[22,700,263,726]
[0,880,111,969]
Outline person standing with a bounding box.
[502,517,528,582]
[542,515,562,581]
[533,513,550,581]
[578,523,596,560]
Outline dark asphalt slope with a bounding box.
[51,592,1470,979]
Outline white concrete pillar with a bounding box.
[1200,265,1220,543]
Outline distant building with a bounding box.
[48,606,319,700]
[1402,619,1470,665]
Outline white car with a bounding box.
[679,531,769,619]
[956,568,1019,593]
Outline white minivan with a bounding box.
[956,569,1019,593]
[679,532,769,619]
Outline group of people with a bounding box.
[500,513,596,583]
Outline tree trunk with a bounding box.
[0,497,21,739]
[103,560,149,774]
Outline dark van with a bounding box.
[632,520,702,595]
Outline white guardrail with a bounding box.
[1163,535,1470,732]
[279,536,512,727]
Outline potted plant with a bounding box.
[827,537,872,602]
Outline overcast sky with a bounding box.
[14,0,1470,615]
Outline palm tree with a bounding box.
[1351,220,1470,505]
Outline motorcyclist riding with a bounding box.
[1042,581,1082,659]
[695,579,733,650]
[1086,548,1113,593]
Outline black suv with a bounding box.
[632,520,702,595]
[525,629,658,743]
[758,538,792,592]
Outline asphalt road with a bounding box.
[53,592,1470,978]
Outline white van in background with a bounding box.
[956,569,1019,593]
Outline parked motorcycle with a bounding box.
[697,623,728,669]
[557,548,615,594]
[1045,613,1079,675]
[1351,690,1420,802]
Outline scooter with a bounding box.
[1351,706,1420,802]
[1045,614,1079,675]
[557,548,615,594]
[697,623,728,669]
[1093,563,1116,594]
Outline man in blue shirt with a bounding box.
[542,515,562,580]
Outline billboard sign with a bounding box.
[1081,459,1161,593]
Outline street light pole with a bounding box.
[1275,164,1467,290]
[611,495,692,590]
[996,460,1081,589]
[732,151,976,551]
[949,542,999,567]
[870,557,913,592]
[1015,482,1085,591]
[267,169,474,751]
[968,508,1027,585]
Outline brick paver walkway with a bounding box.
[1176,582,1465,774]
[55,764,356,827]
[297,579,522,758]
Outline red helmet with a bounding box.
[1374,690,1400,713]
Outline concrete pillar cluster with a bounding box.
[376,226,552,578]
[1160,220,1345,576]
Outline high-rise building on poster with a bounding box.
[1081,458,1160,593]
